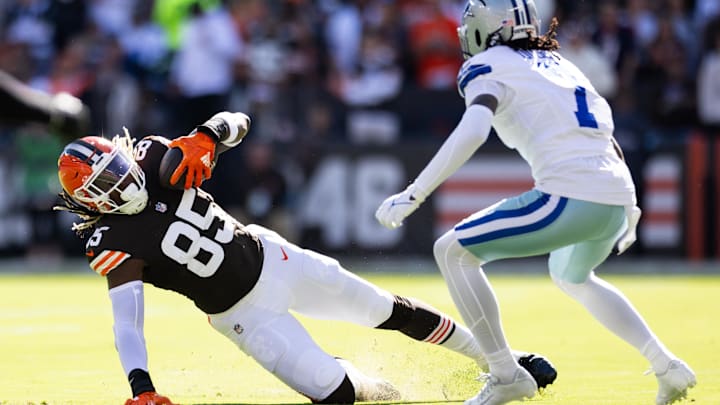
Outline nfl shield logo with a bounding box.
[155,202,167,213]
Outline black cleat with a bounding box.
[518,353,558,389]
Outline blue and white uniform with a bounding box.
[397,45,640,280]
[458,46,634,206]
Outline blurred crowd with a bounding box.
[0,0,719,256]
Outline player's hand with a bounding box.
[168,131,217,189]
[375,184,427,229]
[49,92,90,141]
[124,391,175,405]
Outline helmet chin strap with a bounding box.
[118,184,148,215]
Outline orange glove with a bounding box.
[168,131,217,189]
[124,391,175,405]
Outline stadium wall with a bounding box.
[0,133,717,259]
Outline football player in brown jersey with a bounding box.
[55,112,556,405]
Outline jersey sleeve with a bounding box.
[87,249,132,276]
[463,78,511,109]
[84,222,134,276]
[456,49,519,113]
[457,59,494,99]
[457,48,516,96]
[134,135,173,191]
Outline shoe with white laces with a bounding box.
[465,368,537,405]
[654,359,697,405]
[336,358,401,402]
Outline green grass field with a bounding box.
[0,268,718,405]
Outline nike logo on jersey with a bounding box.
[280,246,289,261]
[85,249,94,258]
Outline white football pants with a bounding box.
[208,224,395,401]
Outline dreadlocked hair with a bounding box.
[508,17,561,51]
[53,190,103,237]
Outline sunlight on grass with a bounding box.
[0,270,718,404]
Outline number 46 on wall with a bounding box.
[298,156,405,249]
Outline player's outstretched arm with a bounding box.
[0,70,90,140]
[107,260,174,404]
[166,111,251,189]
[376,98,496,229]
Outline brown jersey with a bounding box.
[84,135,263,314]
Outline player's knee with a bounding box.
[433,231,452,260]
[433,231,461,273]
[243,323,289,372]
[551,272,590,299]
[313,375,355,404]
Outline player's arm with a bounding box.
[166,111,251,189]
[106,260,174,405]
[0,70,90,140]
[375,93,497,229]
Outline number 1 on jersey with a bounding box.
[574,86,599,129]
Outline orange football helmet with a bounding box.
[57,133,148,215]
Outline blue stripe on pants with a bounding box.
[456,194,568,246]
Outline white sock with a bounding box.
[485,347,522,382]
[641,339,675,374]
[440,322,485,363]
[554,273,675,371]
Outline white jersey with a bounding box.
[457,46,636,206]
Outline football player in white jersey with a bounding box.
[375,1,696,404]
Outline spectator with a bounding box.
[559,21,618,100]
[331,29,404,144]
[168,1,243,135]
[88,0,138,37]
[323,0,364,75]
[153,0,218,50]
[3,0,54,73]
[233,0,306,142]
[29,40,94,103]
[592,2,638,87]
[216,140,295,241]
[85,36,140,136]
[118,2,171,134]
[626,0,659,48]
[694,0,720,33]
[118,2,170,86]
[405,0,462,90]
[697,17,720,131]
[667,0,697,68]
[636,16,698,142]
[45,0,88,52]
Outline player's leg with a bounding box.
[434,229,538,405]
[436,191,581,366]
[434,191,606,402]
[245,224,484,364]
[547,202,696,404]
[209,307,399,403]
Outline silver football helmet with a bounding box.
[457,0,540,58]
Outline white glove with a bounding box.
[375,184,427,229]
